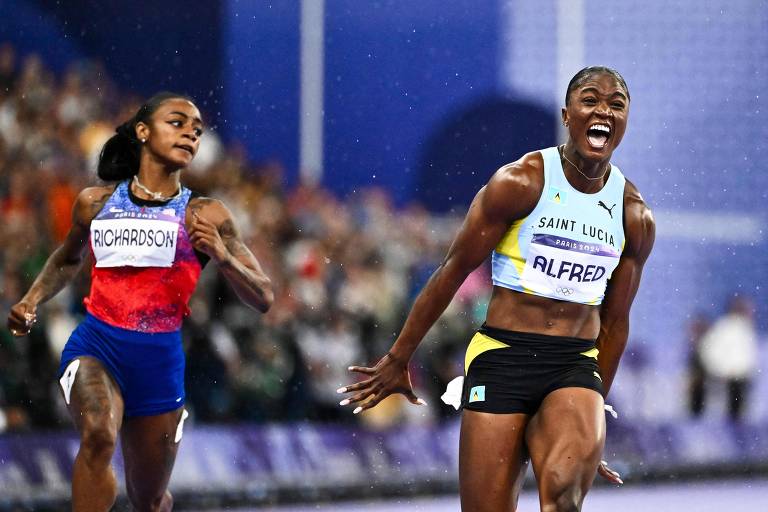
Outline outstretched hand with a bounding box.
[597,460,623,485]
[338,352,427,414]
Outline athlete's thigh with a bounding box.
[121,407,186,498]
[460,410,530,512]
[61,356,124,434]
[525,387,605,494]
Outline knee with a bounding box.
[79,420,117,467]
[128,489,173,512]
[539,469,585,512]
[541,493,581,512]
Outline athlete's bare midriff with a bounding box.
[485,285,601,340]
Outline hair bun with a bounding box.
[98,125,141,181]
[115,122,139,143]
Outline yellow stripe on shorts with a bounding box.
[579,347,599,360]
[464,332,510,374]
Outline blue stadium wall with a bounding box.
[221,0,535,203]
[0,1,225,115]
[2,0,546,208]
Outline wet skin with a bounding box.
[341,71,654,511]
[7,98,273,511]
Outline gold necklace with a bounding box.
[132,175,181,201]
[559,145,609,182]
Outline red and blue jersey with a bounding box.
[85,180,202,333]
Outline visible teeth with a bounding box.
[590,124,610,133]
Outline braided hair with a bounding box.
[565,66,629,106]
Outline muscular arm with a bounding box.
[389,154,544,362]
[342,153,554,411]
[188,198,274,313]
[596,180,655,396]
[8,187,111,334]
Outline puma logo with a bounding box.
[598,201,616,218]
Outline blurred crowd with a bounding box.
[0,43,491,432]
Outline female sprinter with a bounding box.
[340,67,655,512]
[7,92,273,511]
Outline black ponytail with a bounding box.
[97,122,141,181]
[96,91,196,181]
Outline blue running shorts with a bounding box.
[58,313,185,417]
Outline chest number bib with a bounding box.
[91,213,180,268]
[520,234,620,303]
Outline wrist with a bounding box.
[387,346,412,364]
[20,295,39,309]
[216,252,234,268]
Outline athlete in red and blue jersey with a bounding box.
[7,92,273,512]
[86,179,203,334]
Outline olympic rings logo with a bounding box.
[556,286,574,296]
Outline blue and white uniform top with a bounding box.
[491,146,626,305]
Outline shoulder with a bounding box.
[73,185,117,225]
[76,185,116,205]
[622,178,655,261]
[490,151,545,188]
[481,150,545,222]
[188,195,232,224]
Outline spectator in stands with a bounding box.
[686,312,711,417]
[0,43,17,97]
[697,295,759,421]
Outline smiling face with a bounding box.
[135,98,203,168]
[562,72,629,160]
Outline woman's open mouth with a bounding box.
[586,123,611,149]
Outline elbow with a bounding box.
[257,282,274,313]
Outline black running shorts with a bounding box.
[461,324,604,414]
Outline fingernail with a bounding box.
[339,399,350,406]
[336,387,347,394]
[347,366,354,371]
[617,479,624,485]
[417,398,428,406]
[353,407,362,414]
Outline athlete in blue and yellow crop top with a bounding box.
[340,67,656,511]
[492,146,626,305]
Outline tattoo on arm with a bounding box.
[220,220,250,257]
[88,192,113,219]
[188,197,215,216]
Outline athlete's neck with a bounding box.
[560,143,611,192]
[132,166,181,202]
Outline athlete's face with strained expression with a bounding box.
[562,73,629,161]
[136,98,204,169]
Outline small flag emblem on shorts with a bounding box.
[469,385,486,403]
